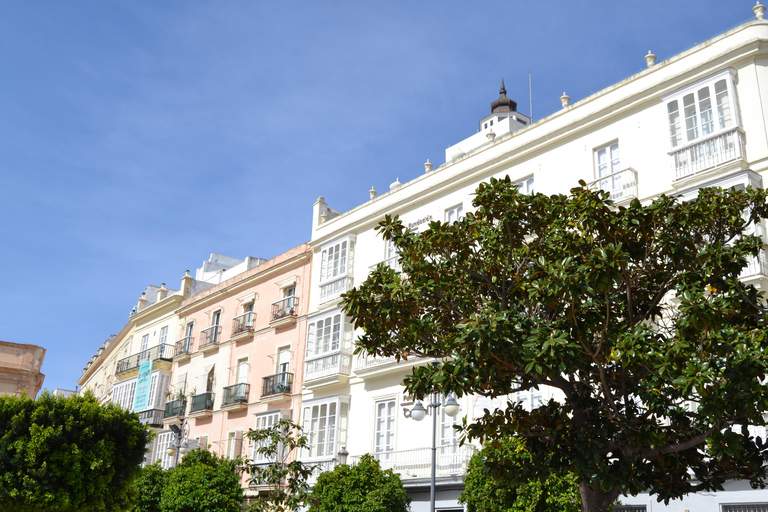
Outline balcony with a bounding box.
[304,352,352,387]
[231,313,255,341]
[740,249,768,288]
[115,344,174,375]
[139,408,165,428]
[349,444,477,480]
[587,168,638,203]
[189,392,215,418]
[163,399,186,420]
[671,127,745,180]
[221,383,250,411]
[199,326,221,352]
[174,337,194,362]
[319,276,353,303]
[261,373,293,401]
[270,297,299,327]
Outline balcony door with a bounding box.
[277,348,290,391]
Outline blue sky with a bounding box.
[0,1,754,393]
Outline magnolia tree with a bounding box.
[343,177,768,512]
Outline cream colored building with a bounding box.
[304,4,768,512]
[0,341,45,398]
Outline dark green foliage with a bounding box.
[309,454,410,512]
[0,390,150,512]
[344,178,768,512]
[244,418,315,512]
[461,438,579,512]
[159,449,243,512]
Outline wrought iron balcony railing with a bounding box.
[232,313,255,336]
[139,408,165,428]
[271,297,299,322]
[163,399,186,419]
[262,373,293,397]
[115,343,174,374]
[222,383,250,406]
[199,325,221,349]
[190,392,215,413]
[174,336,194,357]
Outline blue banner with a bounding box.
[133,360,153,412]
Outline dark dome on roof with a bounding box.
[491,79,517,113]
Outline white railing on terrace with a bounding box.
[370,256,402,272]
[587,168,638,202]
[741,249,768,279]
[306,458,336,483]
[356,354,399,370]
[349,444,477,480]
[671,128,744,180]
[305,352,353,381]
[319,276,353,302]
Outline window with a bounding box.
[252,411,282,463]
[159,326,168,346]
[302,398,349,458]
[226,430,243,459]
[722,505,768,512]
[445,204,464,223]
[211,310,221,343]
[306,313,342,358]
[595,142,621,194]
[196,435,208,451]
[516,176,534,194]
[277,347,290,375]
[141,334,149,352]
[384,239,400,270]
[155,431,175,469]
[663,69,741,178]
[236,358,248,385]
[374,399,396,457]
[320,240,349,283]
[517,388,543,412]
[440,394,461,448]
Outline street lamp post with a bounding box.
[405,361,460,512]
[166,415,190,467]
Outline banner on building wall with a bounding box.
[133,360,153,412]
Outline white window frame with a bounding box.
[251,411,284,463]
[594,142,621,193]
[159,326,168,346]
[516,176,535,195]
[373,398,397,457]
[302,396,349,460]
[319,236,355,284]
[445,204,464,223]
[226,430,243,459]
[306,312,343,359]
[664,68,739,149]
[516,387,544,412]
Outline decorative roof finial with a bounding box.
[645,50,657,68]
[560,92,571,108]
[500,78,507,96]
[754,1,766,20]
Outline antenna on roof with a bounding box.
[529,70,533,121]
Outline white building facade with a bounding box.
[303,5,768,512]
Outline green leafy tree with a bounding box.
[344,178,768,512]
[158,448,243,512]
[461,438,579,512]
[309,453,410,512]
[244,418,315,512]
[132,462,166,512]
[0,390,150,512]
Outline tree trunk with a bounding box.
[579,482,621,512]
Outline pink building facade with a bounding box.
[161,243,311,476]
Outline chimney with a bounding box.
[157,283,169,302]
[137,292,148,312]
[180,270,194,299]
